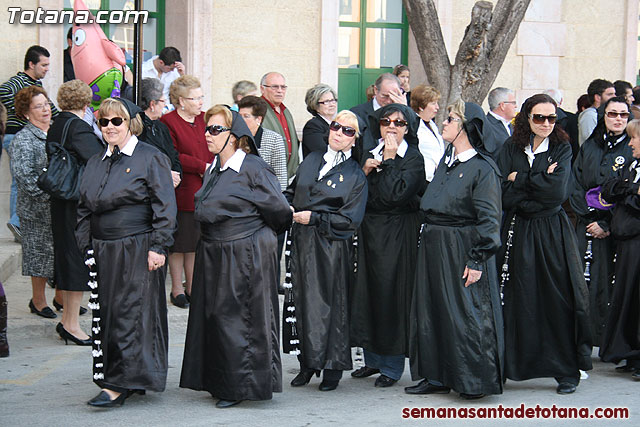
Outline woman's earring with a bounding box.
[150,107,155,113]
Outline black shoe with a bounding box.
[556,383,577,394]
[319,379,339,391]
[616,364,636,372]
[404,379,450,395]
[56,322,63,335]
[28,300,57,319]
[632,370,640,380]
[58,326,91,346]
[351,366,380,378]
[52,298,88,316]
[170,293,189,308]
[374,374,397,388]
[291,369,319,387]
[87,390,126,407]
[216,399,241,408]
[7,223,21,243]
[460,393,486,400]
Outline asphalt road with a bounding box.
[0,271,637,426]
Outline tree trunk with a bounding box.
[403,0,531,124]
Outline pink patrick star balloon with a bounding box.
[71,0,127,111]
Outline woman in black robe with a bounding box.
[406,101,503,399]
[76,97,177,407]
[498,94,592,394]
[286,110,368,391]
[600,118,640,377]
[48,80,104,345]
[350,104,426,387]
[570,96,633,345]
[180,105,292,408]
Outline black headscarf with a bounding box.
[368,103,420,147]
[228,109,259,156]
[461,101,497,155]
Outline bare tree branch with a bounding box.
[405,0,531,120]
[402,0,451,98]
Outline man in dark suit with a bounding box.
[351,73,406,153]
[485,87,516,155]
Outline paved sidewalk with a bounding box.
[0,242,637,426]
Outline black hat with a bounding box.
[369,103,420,147]
[114,97,142,120]
[462,101,496,154]
[229,109,259,156]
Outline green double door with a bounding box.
[337,0,408,110]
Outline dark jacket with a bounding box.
[301,114,329,157]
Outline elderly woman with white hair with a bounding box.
[138,77,182,188]
[302,83,338,157]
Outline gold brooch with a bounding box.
[339,174,344,182]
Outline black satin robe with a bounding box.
[350,144,426,356]
[570,134,632,344]
[498,140,592,380]
[285,151,368,371]
[180,153,292,401]
[599,162,640,364]
[409,152,504,395]
[76,141,177,392]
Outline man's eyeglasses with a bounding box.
[605,111,630,119]
[379,118,408,127]
[99,117,125,127]
[318,98,338,105]
[529,114,557,125]
[262,84,288,91]
[205,125,231,136]
[329,121,357,137]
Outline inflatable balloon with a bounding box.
[70,0,126,111]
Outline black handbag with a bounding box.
[37,117,83,200]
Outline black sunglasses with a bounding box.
[205,125,231,136]
[379,118,408,127]
[529,114,557,125]
[98,117,125,127]
[446,116,461,123]
[329,121,357,137]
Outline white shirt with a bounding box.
[318,147,352,180]
[370,139,408,166]
[102,135,138,160]
[416,119,445,181]
[372,97,382,111]
[141,55,181,112]
[209,149,246,174]
[445,147,477,167]
[523,137,549,167]
[488,110,512,136]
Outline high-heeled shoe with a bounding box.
[58,326,92,346]
[28,300,56,319]
[52,299,87,315]
[291,369,320,387]
[87,390,126,407]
